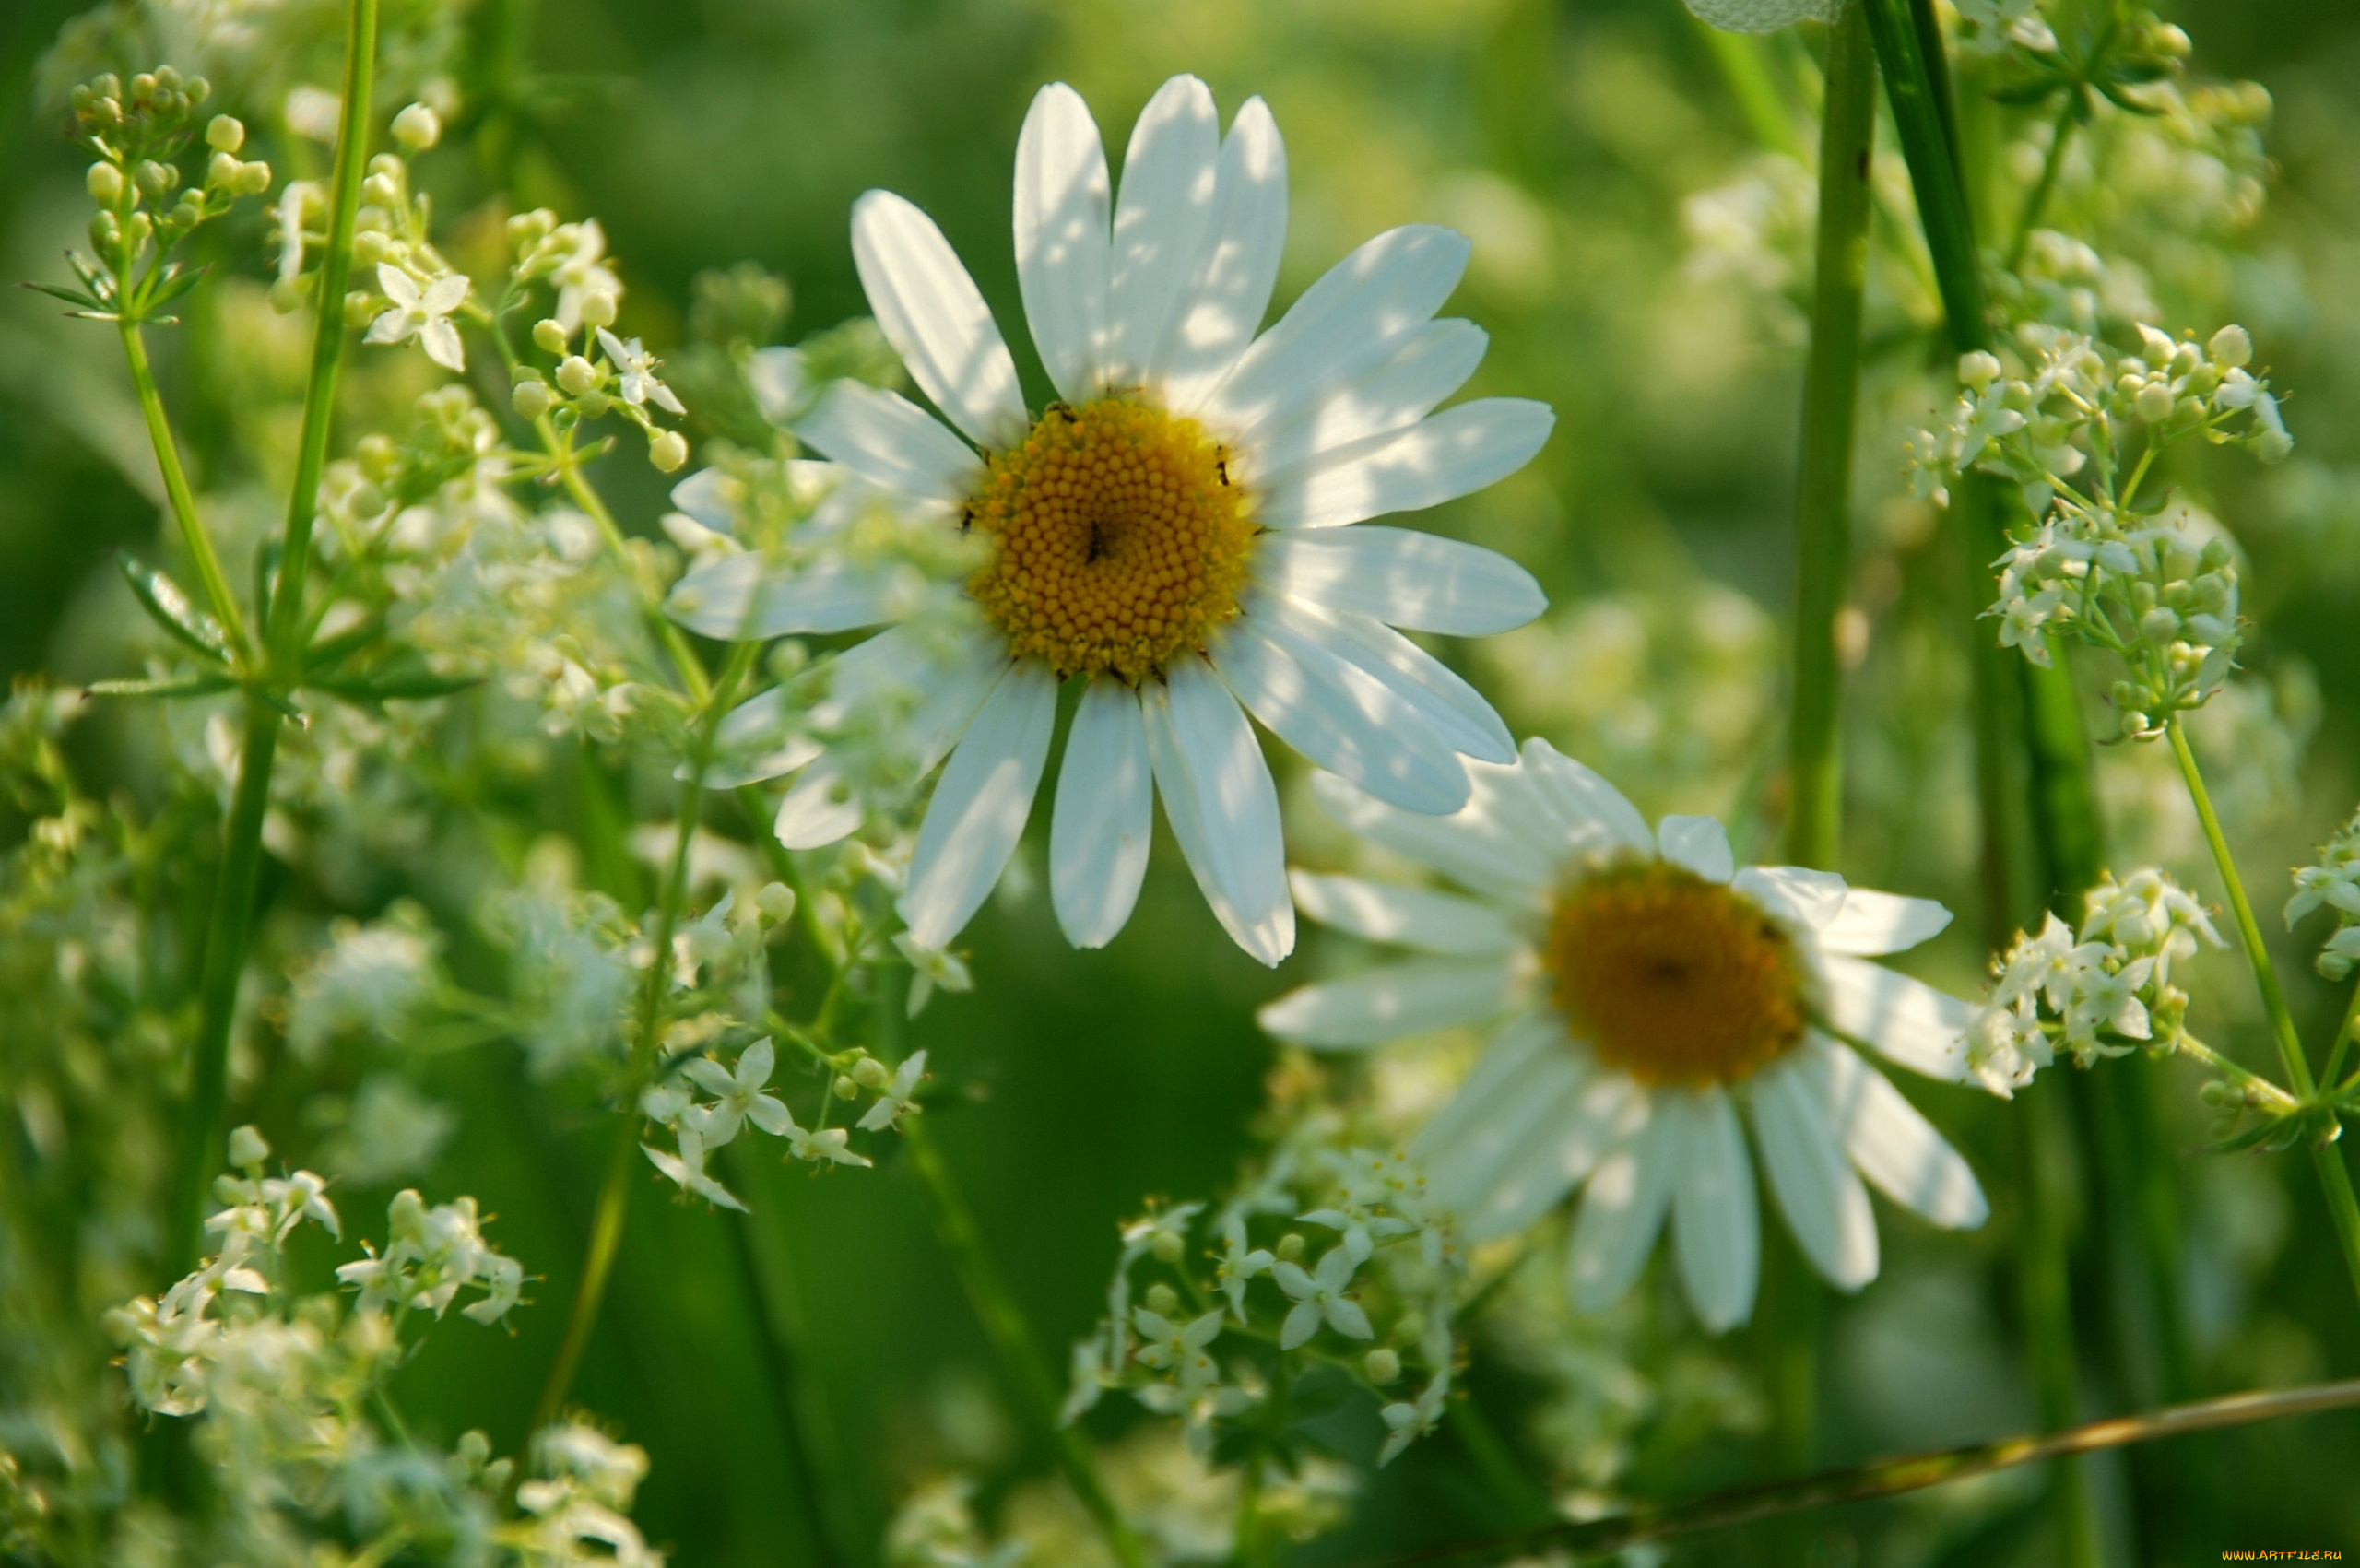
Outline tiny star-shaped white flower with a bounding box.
[1272,1244,1373,1350]
[856,1050,927,1132]
[680,1038,793,1149]
[643,1123,748,1210]
[365,262,468,371]
[596,327,687,415]
[777,1102,873,1169]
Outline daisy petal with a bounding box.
[1286,870,1518,955]
[1749,1059,1878,1291]
[1516,739,1655,857]
[664,553,900,640]
[1457,1069,1638,1244]
[1014,83,1113,402]
[671,468,738,533]
[1807,1035,1988,1228]
[1416,1031,1585,1208]
[1256,955,1523,1047]
[1205,225,1469,437]
[901,660,1057,949]
[1257,398,1554,529]
[1817,890,1955,955]
[1566,1102,1677,1315]
[1670,1088,1759,1333]
[1256,526,1544,637]
[704,688,821,787]
[1297,607,1515,762]
[1657,816,1736,882]
[1307,769,1550,901]
[1732,866,1849,927]
[851,189,1027,449]
[1106,74,1221,387]
[773,760,866,849]
[1050,678,1153,949]
[1818,954,1975,1082]
[794,380,980,508]
[1411,1012,1562,1155]
[1212,611,1470,814]
[809,624,1008,775]
[1245,320,1490,479]
[1153,97,1287,407]
[1145,655,1293,965]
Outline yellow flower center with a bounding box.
[1544,861,1807,1089]
[964,397,1257,683]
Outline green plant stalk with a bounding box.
[118,324,250,659]
[902,1116,1148,1568]
[1786,0,1876,874]
[1375,1377,2360,1568]
[2005,1086,2102,1560]
[162,698,280,1281]
[2166,718,2360,1307]
[265,0,378,666]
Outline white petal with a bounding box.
[363,309,413,346]
[773,760,865,849]
[664,553,900,640]
[1306,769,1551,902]
[1152,97,1287,407]
[809,623,1008,775]
[419,316,466,372]
[1286,871,1518,955]
[1817,890,1955,956]
[1410,1012,1563,1157]
[794,380,978,508]
[1657,815,1735,882]
[1515,738,1655,858]
[1818,954,1975,1082]
[1732,866,1849,928]
[746,347,807,424]
[1257,398,1553,529]
[1457,1069,1639,1244]
[1243,320,1490,480]
[703,688,821,787]
[1291,606,1515,763]
[1565,1100,1677,1315]
[900,660,1057,949]
[850,190,1027,450]
[1748,1061,1879,1291]
[1670,1088,1759,1333]
[671,467,738,533]
[1255,525,1544,637]
[1806,1035,1988,1229]
[1105,75,1221,388]
[421,273,470,312]
[1255,956,1522,1047]
[375,262,420,309]
[1212,610,1470,815]
[1144,656,1293,965]
[1416,1030,1585,1211]
[1050,678,1152,949]
[1204,225,1469,436]
[1013,83,1113,402]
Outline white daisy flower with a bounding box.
[1257,739,1991,1333]
[669,75,1554,965]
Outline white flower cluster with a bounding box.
[336,1186,525,1325]
[638,1036,926,1209]
[2287,807,2360,980]
[1062,1133,1463,1467]
[283,902,443,1061]
[515,1423,663,1568]
[506,213,690,472]
[1969,869,2221,1095]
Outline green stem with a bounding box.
[1373,1378,2360,1568]
[1785,0,1876,874]
[2006,1087,2102,1565]
[901,1116,1147,1568]
[265,0,378,669]
[2166,718,2360,1310]
[2005,92,2081,271]
[2173,1032,2300,1115]
[163,696,280,1281]
[117,323,250,659]
[529,1102,638,1439]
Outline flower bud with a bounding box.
[352,230,394,266]
[578,289,620,329]
[2119,709,2151,738]
[2139,607,2181,644]
[757,881,798,925]
[1144,1282,1181,1315]
[851,1055,889,1090]
[1149,1229,1186,1265]
[361,171,400,207]
[344,289,377,328]
[207,150,240,189]
[555,355,600,396]
[1274,1232,1305,1263]
[206,114,244,153]
[648,430,689,473]
[1363,1348,1401,1384]
[86,161,124,204]
[234,159,272,196]
[228,1124,270,1167]
[347,482,386,521]
[355,433,399,479]
[124,211,152,248]
[135,159,173,198]
[2199,1079,2238,1109]
[1959,350,2001,389]
[511,379,554,420]
[1393,1309,1427,1345]
[832,1074,858,1101]
[391,102,442,152]
[2134,382,2176,424]
[532,318,570,356]
[131,73,156,104]
[87,211,117,251]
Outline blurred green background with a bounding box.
[6,0,2360,1563]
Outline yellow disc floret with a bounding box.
[1544,861,1808,1089]
[964,397,1257,684]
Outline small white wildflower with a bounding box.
[856,1050,927,1132]
[679,1038,793,1149]
[595,327,686,416]
[365,262,468,371]
[1272,1244,1373,1350]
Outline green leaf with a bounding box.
[140,260,213,313]
[117,550,232,663]
[303,614,388,675]
[310,661,486,703]
[84,673,238,701]
[21,281,106,312]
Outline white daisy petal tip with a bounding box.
[1657,815,1736,882]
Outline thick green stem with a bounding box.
[118,323,250,659]
[1374,1378,2360,1568]
[1785,0,1876,874]
[163,697,280,1281]
[902,1117,1147,1568]
[266,0,378,668]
